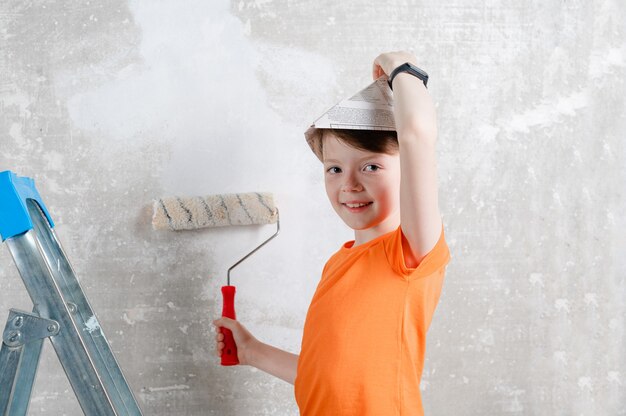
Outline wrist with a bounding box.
[388,62,428,90]
[242,338,263,367]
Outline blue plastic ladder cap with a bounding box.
[0,171,55,241]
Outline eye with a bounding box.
[326,166,341,174]
[364,164,380,172]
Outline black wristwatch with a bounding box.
[387,62,429,90]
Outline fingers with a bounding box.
[213,317,235,329]
[214,329,225,357]
[372,60,382,80]
[372,64,384,80]
[372,54,388,79]
[212,317,249,362]
[373,50,418,79]
[213,318,239,358]
[213,319,225,357]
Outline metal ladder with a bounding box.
[0,171,143,416]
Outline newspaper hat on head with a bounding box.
[304,77,396,161]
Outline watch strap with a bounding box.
[387,62,429,90]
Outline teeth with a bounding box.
[346,202,370,208]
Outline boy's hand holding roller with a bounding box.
[213,317,299,384]
[212,317,258,366]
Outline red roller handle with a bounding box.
[220,285,239,366]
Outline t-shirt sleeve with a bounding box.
[383,224,450,280]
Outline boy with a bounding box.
[213,50,450,415]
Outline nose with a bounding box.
[340,172,363,192]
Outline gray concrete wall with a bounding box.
[1,0,624,415]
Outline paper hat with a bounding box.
[304,77,396,161]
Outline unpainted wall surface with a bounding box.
[0,0,624,415]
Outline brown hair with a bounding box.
[309,129,399,162]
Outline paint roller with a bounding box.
[152,192,279,365]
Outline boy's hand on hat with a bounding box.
[213,317,259,366]
[373,50,418,80]
[374,51,437,139]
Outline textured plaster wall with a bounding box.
[0,0,624,415]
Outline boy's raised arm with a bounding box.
[373,51,443,263]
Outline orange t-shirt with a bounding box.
[294,225,450,416]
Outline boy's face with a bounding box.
[322,133,401,232]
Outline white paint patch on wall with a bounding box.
[145,384,190,392]
[64,0,336,197]
[503,91,589,134]
[589,45,626,79]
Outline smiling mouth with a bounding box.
[343,202,373,209]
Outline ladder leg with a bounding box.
[0,340,21,415]
[1,308,60,416]
[7,337,44,416]
[7,308,47,416]
[0,310,45,416]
